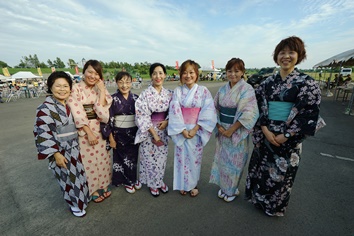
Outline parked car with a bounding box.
[247,67,276,88]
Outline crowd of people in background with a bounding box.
[33,36,325,218]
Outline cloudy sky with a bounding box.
[1,0,354,70]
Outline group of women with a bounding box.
[34,36,324,218]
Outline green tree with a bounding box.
[0,60,10,68]
[53,57,65,68]
[47,59,54,67]
[19,54,42,68]
[67,59,77,69]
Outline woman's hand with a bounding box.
[222,129,234,138]
[262,126,280,147]
[54,152,68,169]
[96,80,106,91]
[274,134,289,145]
[109,134,117,149]
[157,120,168,130]
[87,132,99,146]
[182,129,191,139]
[217,125,226,135]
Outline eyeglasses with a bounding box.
[117,81,132,86]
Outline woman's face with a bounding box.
[151,66,166,87]
[84,65,101,87]
[226,66,243,86]
[51,78,71,104]
[181,65,197,88]
[117,76,132,96]
[277,46,298,71]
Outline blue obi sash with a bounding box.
[268,101,294,121]
[219,106,237,124]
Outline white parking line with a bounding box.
[320,153,354,162]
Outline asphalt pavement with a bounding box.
[0,81,353,236]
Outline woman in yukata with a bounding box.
[210,58,259,202]
[245,36,325,216]
[101,71,141,194]
[67,60,113,203]
[134,63,173,197]
[34,71,89,217]
[168,59,217,197]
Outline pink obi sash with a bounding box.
[151,112,167,125]
[181,107,201,124]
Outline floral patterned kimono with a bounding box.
[34,96,89,211]
[168,84,217,191]
[210,80,259,196]
[134,85,173,189]
[245,69,325,216]
[67,81,112,195]
[101,90,139,187]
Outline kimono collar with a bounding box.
[45,95,66,107]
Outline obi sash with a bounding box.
[56,123,78,142]
[219,106,237,124]
[268,101,294,121]
[151,111,167,125]
[83,104,97,120]
[114,115,136,128]
[181,107,201,124]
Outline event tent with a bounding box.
[313,48,354,68]
[313,49,354,115]
[0,74,11,81]
[11,71,42,79]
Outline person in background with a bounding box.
[245,36,325,217]
[67,60,113,203]
[33,71,89,217]
[210,58,259,202]
[101,71,141,194]
[134,63,173,197]
[168,59,217,197]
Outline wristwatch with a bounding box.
[284,132,291,138]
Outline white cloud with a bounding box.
[1,0,354,69]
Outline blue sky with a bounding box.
[1,0,354,70]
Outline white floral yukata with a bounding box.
[168,84,217,191]
[134,85,173,189]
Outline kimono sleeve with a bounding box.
[33,105,61,160]
[94,88,112,124]
[196,87,217,145]
[197,87,217,132]
[167,87,187,136]
[256,81,270,127]
[232,85,259,144]
[286,78,321,136]
[67,85,89,129]
[100,102,115,140]
[134,90,153,143]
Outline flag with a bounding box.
[75,66,79,74]
[175,61,179,69]
[2,67,10,76]
[211,60,215,70]
[51,67,56,72]
[37,67,42,76]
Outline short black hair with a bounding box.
[46,71,72,94]
[115,71,132,82]
[149,63,166,77]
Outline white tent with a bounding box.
[0,74,11,82]
[198,67,221,73]
[11,71,42,79]
[313,48,354,68]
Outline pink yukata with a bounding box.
[67,81,113,195]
